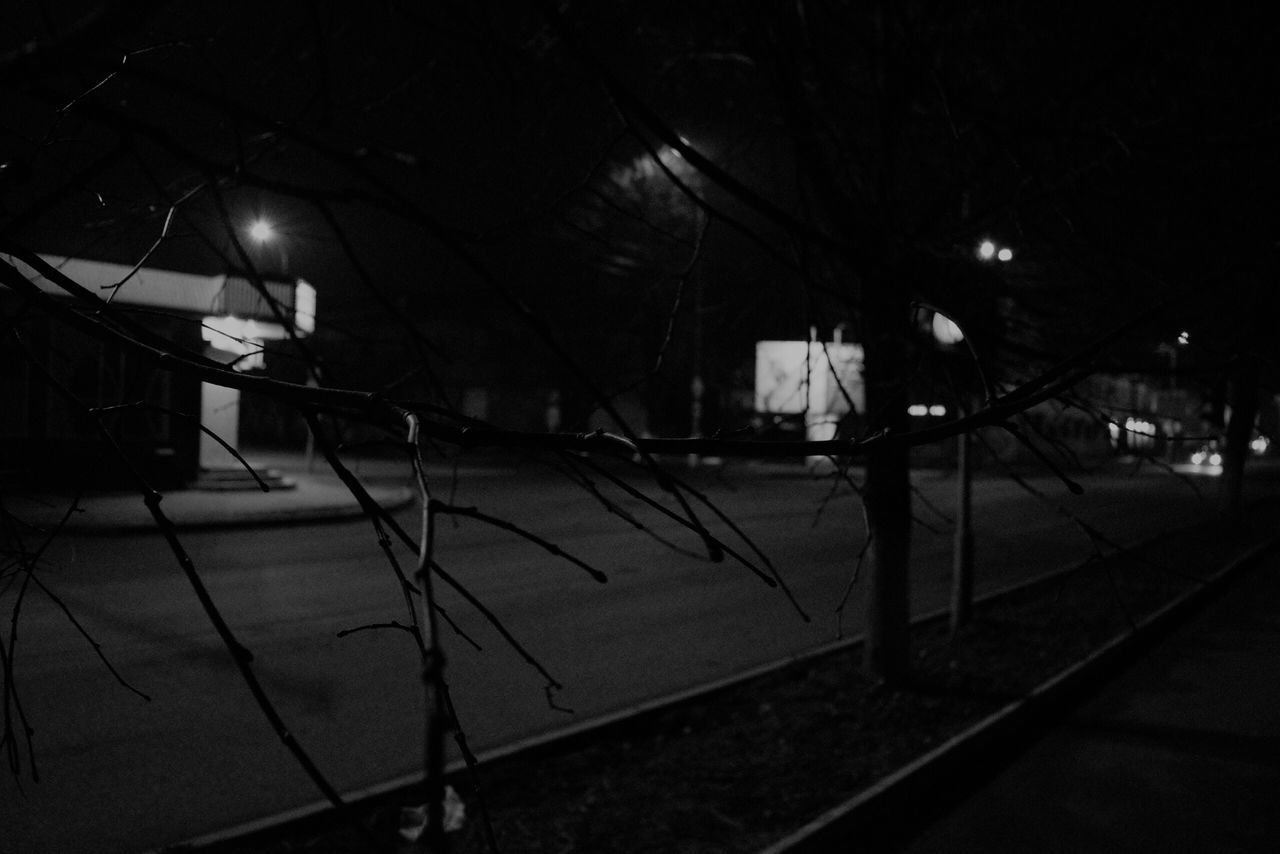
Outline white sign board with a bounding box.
[754,340,865,417]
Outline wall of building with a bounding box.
[1,301,203,490]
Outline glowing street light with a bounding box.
[246,217,289,271]
[248,219,276,243]
[931,312,965,345]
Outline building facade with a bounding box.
[1,254,313,490]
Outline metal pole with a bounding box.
[304,374,318,473]
[688,269,703,467]
[949,430,974,638]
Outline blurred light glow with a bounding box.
[294,279,316,336]
[1125,417,1157,450]
[1177,330,1190,345]
[1251,435,1270,454]
[249,219,275,243]
[931,312,965,345]
[977,240,996,260]
[997,247,1013,262]
[1190,444,1224,468]
[908,404,929,417]
[202,315,267,371]
[928,404,948,417]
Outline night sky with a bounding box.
[4,2,1278,403]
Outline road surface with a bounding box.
[1,460,1268,852]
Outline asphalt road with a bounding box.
[1,460,1266,853]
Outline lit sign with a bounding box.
[295,279,316,336]
[755,340,864,415]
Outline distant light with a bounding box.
[657,138,694,168]
[1177,330,1190,345]
[1208,451,1222,467]
[1124,417,1157,450]
[294,279,316,336]
[249,219,276,243]
[1125,417,1156,437]
[928,404,948,417]
[202,315,268,371]
[931,312,965,345]
[997,247,1013,262]
[908,404,929,417]
[1252,435,1270,454]
[977,240,996,260]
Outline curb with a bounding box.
[756,533,1280,854]
[15,485,417,534]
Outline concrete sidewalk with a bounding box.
[896,544,1280,853]
[1,448,829,535]
[4,452,419,533]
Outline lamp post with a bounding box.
[933,310,975,637]
[950,413,974,637]
[943,239,1013,634]
[689,262,704,467]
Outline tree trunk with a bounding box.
[861,285,913,684]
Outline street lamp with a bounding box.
[931,312,965,346]
[249,218,276,243]
[930,309,974,636]
[248,218,289,271]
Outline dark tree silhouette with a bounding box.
[3,2,1278,847]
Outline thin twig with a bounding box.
[430,501,608,584]
[550,454,707,560]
